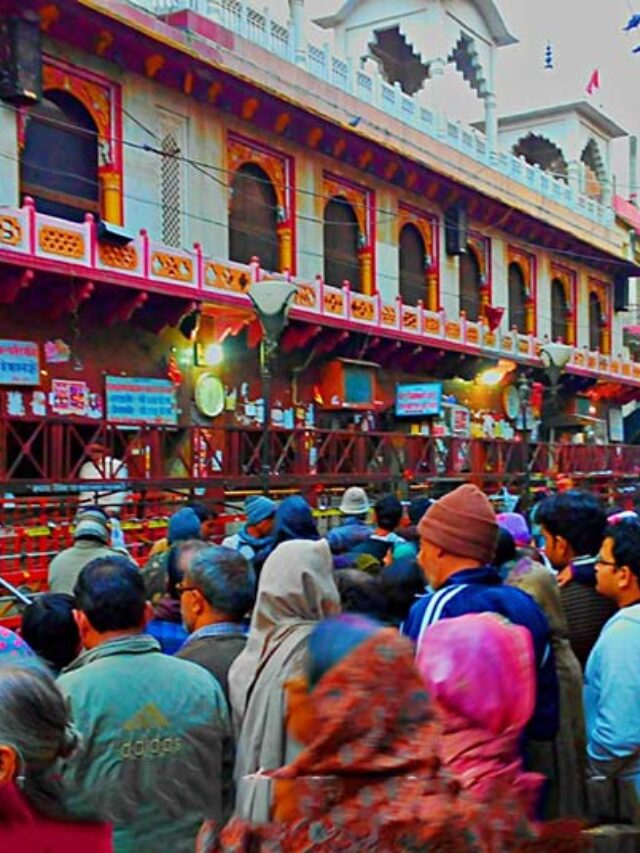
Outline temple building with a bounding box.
[0,0,639,504]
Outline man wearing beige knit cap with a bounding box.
[403,483,559,742]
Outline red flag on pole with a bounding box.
[586,69,600,95]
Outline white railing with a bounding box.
[133,0,615,229]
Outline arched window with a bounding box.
[459,246,481,321]
[21,91,99,222]
[513,133,568,183]
[508,262,527,332]
[229,163,279,271]
[399,223,426,305]
[589,292,603,351]
[324,196,361,290]
[551,278,569,342]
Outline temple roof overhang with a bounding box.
[491,101,628,141]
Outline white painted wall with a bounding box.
[0,103,19,207]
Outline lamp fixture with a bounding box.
[540,342,572,372]
[203,342,224,367]
[248,280,298,342]
[477,359,516,387]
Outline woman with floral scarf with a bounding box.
[203,615,584,852]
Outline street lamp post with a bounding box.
[517,375,532,510]
[540,342,572,398]
[540,342,572,476]
[248,280,298,495]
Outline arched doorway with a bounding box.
[399,223,426,305]
[551,278,569,341]
[21,91,99,222]
[459,246,481,321]
[229,163,279,271]
[508,262,527,332]
[324,196,361,290]
[589,292,604,351]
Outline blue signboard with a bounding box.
[105,376,178,425]
[0,340,40,386]
[395,383,443,417]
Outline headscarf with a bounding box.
[201,624,585,852]
[0,627,34,660]
[417,613,543,813]
[270,496,319,548]
[504,556,568,638]
[229,539,340,779]
[504,557,588,819]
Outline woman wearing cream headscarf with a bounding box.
[504,556,587,819]
[229,538,340,806]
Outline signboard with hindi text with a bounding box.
[395,383,443,418]
[0,340,39,386]
[105,377,178,425]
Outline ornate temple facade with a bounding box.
[0,0,638,502]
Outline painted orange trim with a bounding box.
[145,55,165,79]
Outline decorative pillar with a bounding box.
[426,270,439,312]
[484,93,498,154]
[359,246,373,296]
[566,312,576,346]
[289,0,306,66]
[601,324,611,356]
[99,169,123,225]
[277,221,293,273]
[567,160,581,193]
[524,300,535,335]
[479,282,490,318]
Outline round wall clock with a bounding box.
[195,373,224,418]
[502,385,520,421]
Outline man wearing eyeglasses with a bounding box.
[585,518,640,805]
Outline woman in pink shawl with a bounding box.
[417,612,544,817]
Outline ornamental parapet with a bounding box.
[0,200,638,388]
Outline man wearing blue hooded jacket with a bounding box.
[222,495,276,568]
[403,483,559,742]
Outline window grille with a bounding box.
[160,129,182,247]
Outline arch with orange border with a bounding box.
[398,203,439,311]
[507,245,536,334]
[587,277,611,354]
[550,263,577,345]
[227,132,295,273]
[18,56,123,224]
[466,231,491,316]
[322,172,375,295]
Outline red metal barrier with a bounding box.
[0,418,638,490]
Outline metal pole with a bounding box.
[260,337,272,495]
[522,401,530,512]
[0,576,32,606]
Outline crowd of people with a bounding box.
[1,482,639,851]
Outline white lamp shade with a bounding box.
[248,280,297,317]
[541,342,572,371]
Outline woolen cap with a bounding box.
[339,486,370,516]
[245,495,276,526]
[168,507,202,544]
[418,484,498,564]
[74,508,111,545]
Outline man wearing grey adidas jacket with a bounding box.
[57,555,231,853]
